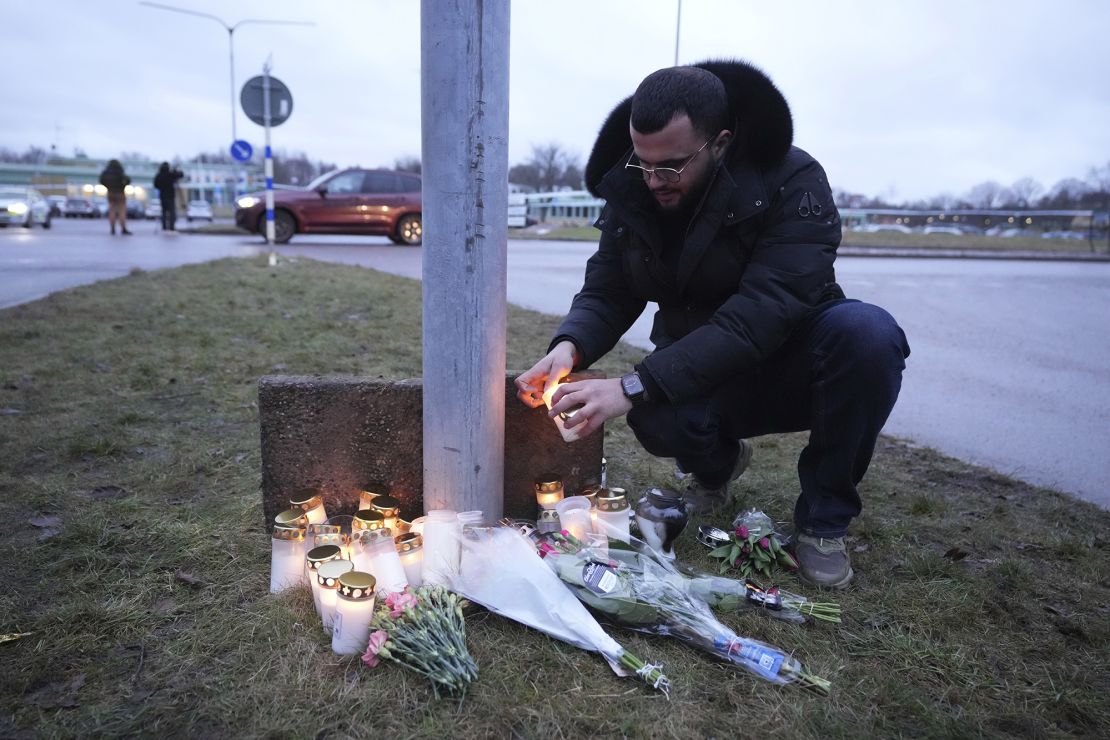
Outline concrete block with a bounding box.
[258,373,604,529]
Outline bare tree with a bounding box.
[1009,177,1042,208]
[393,156,421,174]
[966,181,1009,209]
[509,143,581,192]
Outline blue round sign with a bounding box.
[230,140,253,162]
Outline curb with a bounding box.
[837,246,1110,262]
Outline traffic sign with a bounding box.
[230,139,254,162]
[240,75,293,127]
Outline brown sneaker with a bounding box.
[795,534,854,589]
[682,439,753,514]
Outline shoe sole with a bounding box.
[799,566,854,590]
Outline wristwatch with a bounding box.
[620,371,648,405]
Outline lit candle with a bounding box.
[323,515,356,559]
[534,475,565,510]
[290,488,328,525]
[305,545,343,617]
[357,488,383,511]
[394,519,412,535]
[371,495,402,534]
[577,484,602,508]
[555,496,592,541]
[352,509,385,535]
[359,528,409,595]
[536,508,561,534]
[595,487,631,542]
[331,571,377,655]
[316,559,354,634]
[541,383,585,443]
[270,509,308,593]
[395,532,424,587]
[307,523,346,561]
[421,510,461,587]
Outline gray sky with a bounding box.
[3,0,1108,202]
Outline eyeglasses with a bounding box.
[624,138,713,183]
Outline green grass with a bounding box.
[1,257,1108,738]
[510,224,1107,254]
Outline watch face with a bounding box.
[622,373,643,397]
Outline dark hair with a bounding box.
[159,162,170,172]
[630,66,730,139]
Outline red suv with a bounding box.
[235,168,422,245]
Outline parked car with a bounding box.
[92,197,110,218]
[857,222,913,234]
[146,200,162,221]
[985,226,1023,237]
[0,186,51,229]
[234,168,422,245]
[64,197,96,218]
[186,200,213,222]
[46,195,67,217]
[126,199,146,219]
[1041,230,1086,241]
[922,224,962,235]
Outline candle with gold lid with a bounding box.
[353,509,385,533]
[290,488,328,525]
[595,487,631,542]
[270,508,309,593]
[534,475,565,510]
[577,484,603,508]
[331,571,377,655]
[395,532,424,587]
[370,494,402,533]
[305,544,343,616]
[316,559,355,634]
[357,487,383,511]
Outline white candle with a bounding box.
[395,532,424,587]
[316,559,354,634]
[595,487,631,542]
[269,521,307,593]
[290,489,328,525]
[371,495,402,534]
[541,384,585,442]
[360,528,409,595]
[457,510,485,529]
[358,488,382,511]
[352,509,385,534]
[331,571,377,655]
[408,516,427,536]
[421,510,461,586]
[534,476,565,510]
[305,544,343,617]
[555,496,592,542]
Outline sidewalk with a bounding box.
[839,245,1110,262]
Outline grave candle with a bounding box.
[370,495,402,534]
[595,487,631,542]
[290,488,328,525]
[421,510,461,587]
[534,475,564,510]
[359,528,409,595]
[305,544,343,617]
[358,487,383,511]
[331,571,377,655]
[555,496,592,541]
[317,559,354,634]
[270,509,308,593]
[395,532,424,587]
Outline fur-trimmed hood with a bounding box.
[584,59,793,197]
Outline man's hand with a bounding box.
[548,377,633,439]
[515,341,578,409]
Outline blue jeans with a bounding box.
[626,300,910,538]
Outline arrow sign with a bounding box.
[230,140,253,162]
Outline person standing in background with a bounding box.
[153,162,184,232]
[99,159,131,236]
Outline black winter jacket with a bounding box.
[552,60,844,404]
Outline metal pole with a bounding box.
[674,0,682,66]
[228,28,237,142]
[420,0,510,518]
[263,61,276,247]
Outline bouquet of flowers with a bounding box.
[680,568,841,624]
[362,586,478,697]
[708,509,797,580]
[449,526,671,695]
[537,531,831,695]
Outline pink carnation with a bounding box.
[361,630,389,668]
[759,537,770,550]
[386,590,418,618]
[735,525,749,539]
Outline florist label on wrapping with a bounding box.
[582,562,619,595]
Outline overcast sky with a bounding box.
[3,0,1108,201]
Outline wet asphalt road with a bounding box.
[3,218,1108,507]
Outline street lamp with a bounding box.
[139,1,313,145]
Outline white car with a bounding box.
[186,200,214,222]
[922,224,962,235]
[857,222,913,234]
[0,186,52,229]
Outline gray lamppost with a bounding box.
[139,2,313,146]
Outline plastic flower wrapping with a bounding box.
[535,529,832,695]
